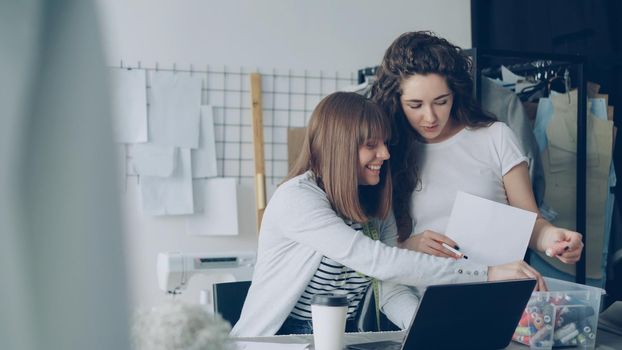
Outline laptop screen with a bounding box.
[350,279,536,350]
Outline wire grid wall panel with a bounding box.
[119,62,357,184]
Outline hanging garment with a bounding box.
[481,77,545,206]
[536,90,614,280]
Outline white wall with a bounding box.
[95,0,472,310]
[96,0,472,72]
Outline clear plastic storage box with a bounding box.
[512,277,605,349]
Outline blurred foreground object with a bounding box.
[0,1,130,349]
[132,302,232,350]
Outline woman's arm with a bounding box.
[270,179,547,289]
[399,230,463,259]
[502,162,583,263]
[375,216,420,329]
[272,181,489,286]
[378,281,418,329]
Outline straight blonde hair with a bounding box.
[286,92,392,223]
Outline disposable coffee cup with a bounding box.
[311,293,348,350]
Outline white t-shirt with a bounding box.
[410,122,528,236]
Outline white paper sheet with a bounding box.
[233,341,309,350]
[129,144,177,177]
[191,105,218,178]
[185,178,239,235]
[140,148,194,215]
[445,191,537,266]
[149,71,202,148]
[109,68,148,143]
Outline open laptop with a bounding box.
[348,279,536,350]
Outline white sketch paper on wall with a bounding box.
[129,144,177,177]
[109,68,148,143]
[140,148,194,215]
[149,71,201,148]
[192,105,219,178]
[185,178,238,236]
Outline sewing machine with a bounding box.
[157,251,256,296]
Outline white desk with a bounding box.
[235,328,622,349]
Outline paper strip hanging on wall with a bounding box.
[140,148,194,215]
[185,178,239,236]
[191,105,218,178]
[149,71,201,148]
[129,144,177,177]
[109,68,148,143]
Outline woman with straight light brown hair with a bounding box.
[231,91,542,337]
[287,90,393,224]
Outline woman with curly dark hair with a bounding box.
[371,31,582,271]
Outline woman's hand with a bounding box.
[540,226,583,264]
[488,260,547,291]
[400,230,463,259]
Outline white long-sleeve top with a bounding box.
[231,171,488,337]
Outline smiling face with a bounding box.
[357,138,390,186]
[400,73,461,143]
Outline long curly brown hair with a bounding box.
[370,31,496,241]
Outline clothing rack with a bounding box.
[480,60,571,81]
[587,54,622,302]
[467,49,588,284]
